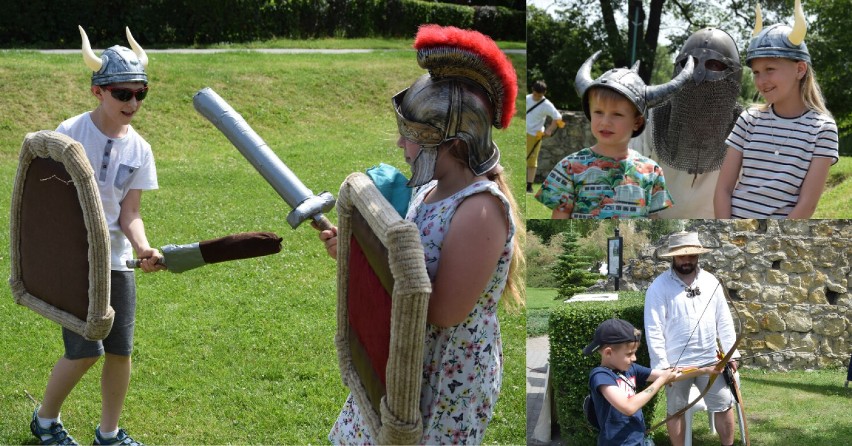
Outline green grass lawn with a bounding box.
[526,156,852,219]
[648,369,852,446]
[526,287,559,337]
[0,46,526,444]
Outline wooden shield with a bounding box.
[335,172,431,444]
[9,130,113,341]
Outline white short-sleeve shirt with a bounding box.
[56,112,158,270]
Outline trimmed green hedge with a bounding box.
[0,0,523,47]
[548,292,661,445]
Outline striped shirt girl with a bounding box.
[724,106,838,217]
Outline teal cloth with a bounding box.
[365,163,411,218]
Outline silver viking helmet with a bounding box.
[79,26,148,86]
[575,51,695,137]
[393,25,517,187]
[675,27,742,84]
[747,0,810,66]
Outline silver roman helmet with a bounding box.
[652,27,744,174]
[79,26,148,86]
[747,0,810,65]
[393,25,517,187]
[575,50,695,136]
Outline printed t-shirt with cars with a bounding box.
[535,148,673,218]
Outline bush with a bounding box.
[548,292,660,445]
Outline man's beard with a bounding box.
[674,261,696,275]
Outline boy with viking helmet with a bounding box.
[318,25,523,443]
[30,26,163,446]
[715,0,839,218]
[535,52,694,218]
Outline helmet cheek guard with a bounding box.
[391,25,516,187]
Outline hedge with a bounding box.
[0,0,524,47]
[547,292,661,445]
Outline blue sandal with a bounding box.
[30,406,79,445]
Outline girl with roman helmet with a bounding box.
[30,26,164,446]
[714,0,839,218]
[317,25,523,444]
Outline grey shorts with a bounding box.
[665,373,735,414]
[63,271,136,359]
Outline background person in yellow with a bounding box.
[526,80,563,193]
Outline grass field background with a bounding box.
[0,47,527,444]
[525,156,852,219]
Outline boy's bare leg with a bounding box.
[100,353,132,432]
[39,356,99,417]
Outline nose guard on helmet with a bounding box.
[674,27,742,84]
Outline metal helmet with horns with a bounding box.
[575,51,695,137]
[747,0,810,65]
[80,26,149,86]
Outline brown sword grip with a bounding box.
[311,214,335,232]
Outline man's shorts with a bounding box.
[62,271,136,359]
[526,133,543,168]
[665,373,735,414]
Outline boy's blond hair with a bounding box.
[587,86,643,118]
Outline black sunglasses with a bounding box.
[102,85,149,102]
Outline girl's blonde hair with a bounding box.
[446,140,526,312]
[756,62,832,117]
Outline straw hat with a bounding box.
[659,231,713,257]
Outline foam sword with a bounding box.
[192,87,335,231]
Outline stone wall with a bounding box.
[611,220,851,371]
[534,111,594,183]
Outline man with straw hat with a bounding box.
[643,231,739,446]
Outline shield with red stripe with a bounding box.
[335,172,430,444]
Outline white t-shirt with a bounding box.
[56,112,158,271]
[526,94,562,136]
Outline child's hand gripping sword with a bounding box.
[192,87,335,231]
[127,232,283,272]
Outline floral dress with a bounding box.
[329,180,515,445]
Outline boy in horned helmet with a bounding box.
[535,52,694,218]
[29,26,163,446]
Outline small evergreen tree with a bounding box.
[552,230,602,300]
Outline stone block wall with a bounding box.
[534,111,594,183]
[614,219,851,371]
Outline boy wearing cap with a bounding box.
[29,27,163,446]
[534,52,695,219]
[644,231,738,446]
[586,318,686,445]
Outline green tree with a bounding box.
[551,230,602,300]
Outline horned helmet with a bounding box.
[574,51,695,137]
[79,26,148,86]
[747,0,810,65]
[392,25,517,187]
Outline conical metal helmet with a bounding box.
[747,0,810,65]
[575,50,695,136]
[675,27,742,84]
[79,26,148,86]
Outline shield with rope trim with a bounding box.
[335,172,431,444]
[9,130,113,341]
